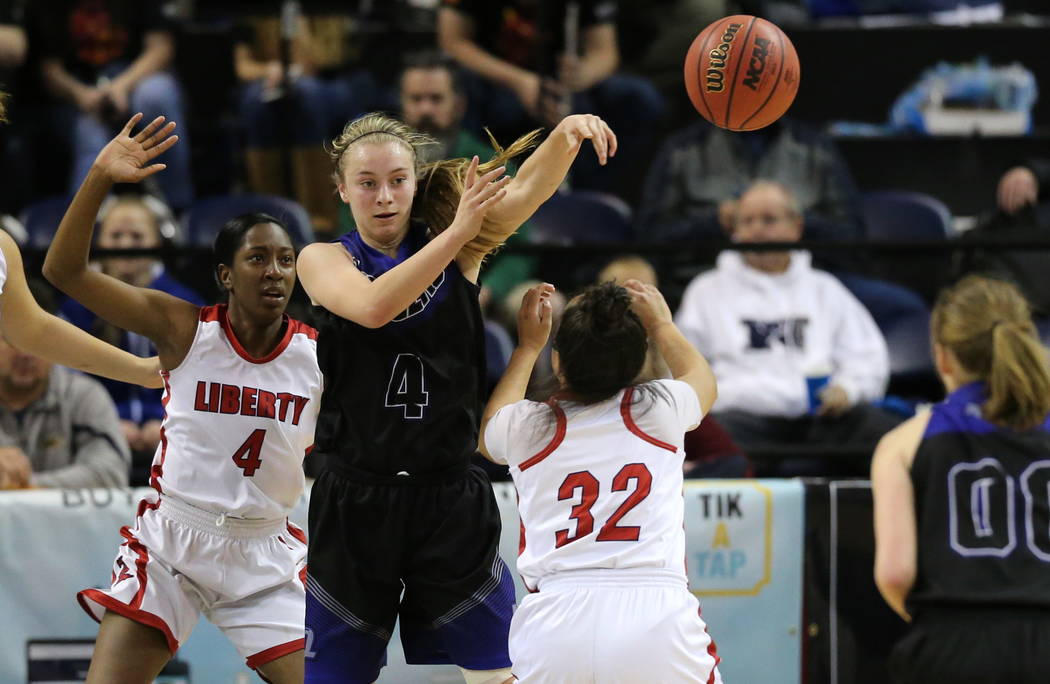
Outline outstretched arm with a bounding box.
[300,157,510,326]
[627,280,717,420]
[43,114,201,367]
[0,231,161,387]
[485,114,617,233]
[479,283,554,461]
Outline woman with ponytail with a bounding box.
[298,112,616,683]
[479,280,722,683]
[872,275,1050,684]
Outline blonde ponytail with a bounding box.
[985,321,1050,429]
[932,275,1050,429]
[330,113,542,262]
[417,128,543,263]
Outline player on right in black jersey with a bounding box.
[872,275,1050,684]
[296,112,616,684]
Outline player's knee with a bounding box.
[459,666,514,684]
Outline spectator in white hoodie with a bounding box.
[674,180,901,475]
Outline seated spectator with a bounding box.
[0,280,128,489]
[401,50,496,163]
[674,180,900,476]
[58,195,201,482]
[26,0,194,211]
[438,0,665,201]
[955,159,1050,318]
[637,118,863,269]
[234,9,387,236]
[598,253,753,478]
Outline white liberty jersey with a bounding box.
[485,379,702,591]
[151,304,322,520]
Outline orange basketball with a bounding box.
[684,15,800,131]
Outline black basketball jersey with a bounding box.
[908,382,1050,614]
[313,224,486,477]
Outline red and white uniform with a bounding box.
[152,304,320,519]
[79,305,322,671]
[485,379,723,684]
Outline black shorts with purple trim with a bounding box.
[304,463,514,684]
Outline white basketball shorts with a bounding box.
[509,569,723,684]
[78,494,307,670]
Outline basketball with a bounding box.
[684,15,800,131]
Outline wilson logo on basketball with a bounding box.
[742,36,771,90]
[704,22,741,93]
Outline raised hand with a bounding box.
[553,114,617,166]
[92,113,179,185]
[447,156,511,243]
[624,279,672,332]
[517,283,555,352]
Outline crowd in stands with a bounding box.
[0,0,1048,486]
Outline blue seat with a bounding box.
[529,190,634,244]
[19,196,71,249]
[862,190,955,242]
[181,194,315,248]
[838,272,933,377]
[861,190,956,303]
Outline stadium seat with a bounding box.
[181,194,315,248]
[19,196,71,249]
[861,190,956,303]
[862,190,955,241]
[838,272,936,399]
[529,190,634,244]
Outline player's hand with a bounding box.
[997,166,1038,214]
[624,279,672,331]
[447,156,511,244]
[517,283,555,353]
[553,114,617,166]
[0,446,31,490]
[91,113,179,184]
[815,384,851,417]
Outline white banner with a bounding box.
[0,480,804,684]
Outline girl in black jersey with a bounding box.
[872,275,1050,684]
[297,112,616,684]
